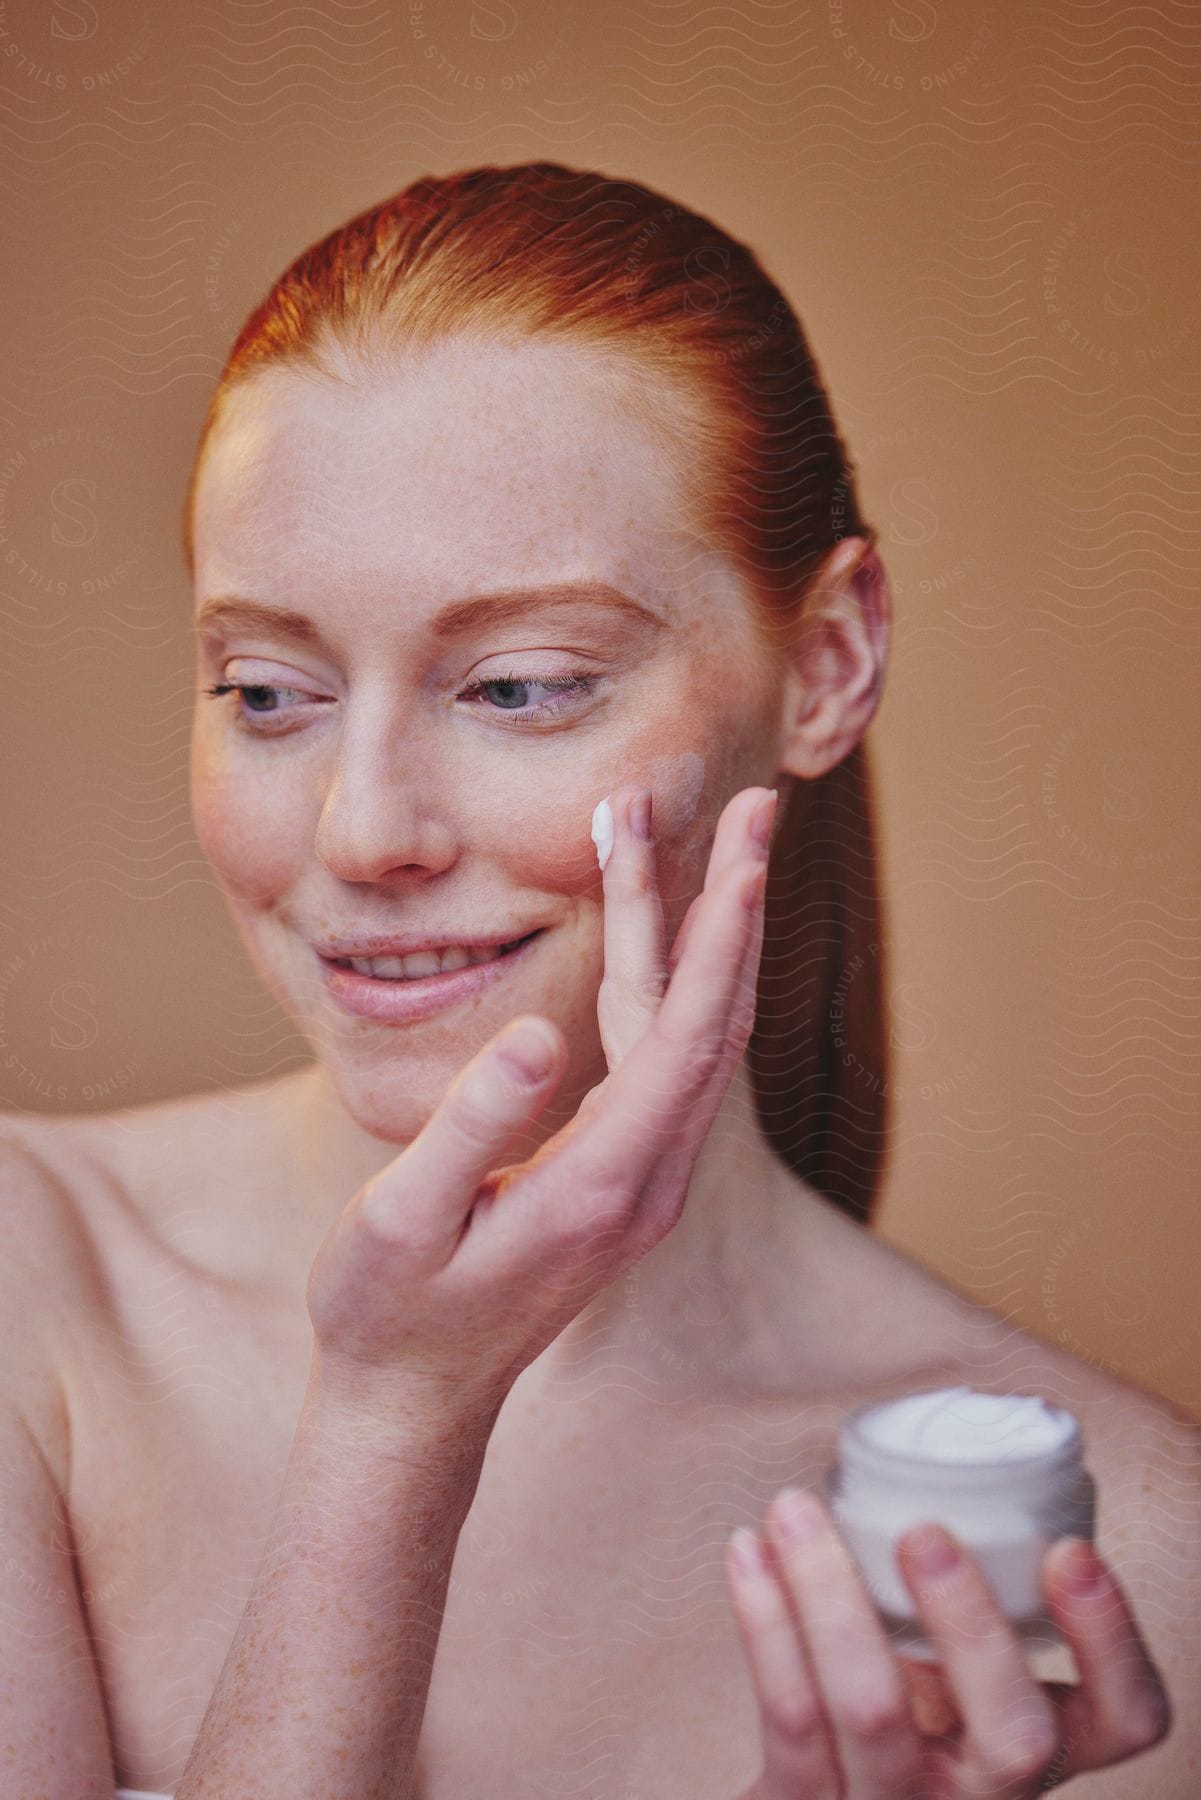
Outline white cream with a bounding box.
[591,796,614,871]
[824,1386,1095,1662]
[855,1385,1078,1463]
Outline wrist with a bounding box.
[304,1345,505,1455]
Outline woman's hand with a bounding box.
[725,1487,1172,1797]
[306,781,776,1415]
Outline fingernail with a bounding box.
[728,1526,765,1579]
[904,1524,960,1579]
[1056,1539,1105,1597]
[630,788,653,842]
[498,1021,558,1085]
[591,796,614,871]
[773,1486,825,1541]
[750,789,778,853]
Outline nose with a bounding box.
[313,721,459,883]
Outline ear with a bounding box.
[775,537,892,781]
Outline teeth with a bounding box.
[344,941,517,980]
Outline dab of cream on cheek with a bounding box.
[590,797,614,870]
[823,1386,1096,1662]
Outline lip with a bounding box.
[314,930,544,1024]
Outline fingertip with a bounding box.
[1044,1536,1106,1599]
[727,1524,767,1582]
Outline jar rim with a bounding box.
[841,1391,1083,1472]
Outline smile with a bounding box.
[328,937,533,980]
[314,930,544,1024]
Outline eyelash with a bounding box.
[202,669,600,733]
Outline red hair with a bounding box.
[183,162,890,1226]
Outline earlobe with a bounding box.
[775,538,892,782]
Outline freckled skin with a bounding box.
[189,334,783,1149]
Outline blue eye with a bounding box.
[203,681,315,729]
[202,670,600,734]
[457,670,599,723]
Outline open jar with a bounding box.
[822,1385,1096,1662]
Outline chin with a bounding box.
[318,1081,432,1154]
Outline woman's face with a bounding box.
[189,334,784,1141]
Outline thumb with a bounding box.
[359,1015,565,1265]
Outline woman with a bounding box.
[1,162,1194,1799]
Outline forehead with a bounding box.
[191,335,715,621]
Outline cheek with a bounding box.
[645,750,707,832]
[484,762,608,897]
[189,739,303,902]
[502,746,711,902]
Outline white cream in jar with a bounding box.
[823,1385,1095,1661]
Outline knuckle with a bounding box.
[551,1184,632,1257]
[839,1684,910,1745]
[766,1684,826,1741]
[1124,1686,1173,1750]
[983,1722,1059,1786]
[686,1027,726,1085]
[356,1175,403,1239]
[928,1584,996,1649]
[451,1100,504,1151]
[600,969,667,1013]
[356,1185,435,1260]
[630,967,669,1006]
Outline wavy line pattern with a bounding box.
[2,0,1199,1793]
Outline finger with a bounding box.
[647,788,775,1210]
[679,789,775,1116]
[594,785,669,1070]
[763,1488,924,1797]
[667,784,774,976]
[568,787,775,1201]
[666,887,702,977]
[898,1655,963,1742]
[1035,1537,1172,1778]
[490,787,772,1270]
[359,1014,566,1266]
[725,1526,842,1798]
[896,1524,1061,1794]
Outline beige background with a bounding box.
[1,0,1198,1417]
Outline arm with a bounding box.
[174,1363,499,1800]
[0,1127,484,1800]
[0,1134,118,1799]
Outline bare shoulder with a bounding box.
[0,1116,103,1494]
[773,1177,1201,1522]
[0,1072,303,1287]
[0,1076,304,1471]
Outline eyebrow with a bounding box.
[194,581,669,646]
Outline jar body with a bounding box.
[823,1414,1096,1662]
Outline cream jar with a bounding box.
[822,1385,1096,1661]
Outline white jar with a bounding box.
[822,1386,1096,1662]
